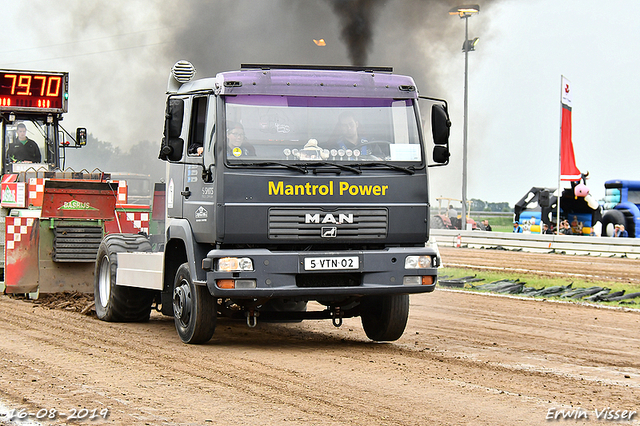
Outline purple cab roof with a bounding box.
[177,67,419,99]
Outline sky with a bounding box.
[0,0,637,206]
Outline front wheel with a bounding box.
[360,294,409,342]
[173,263,216,344]
[94,234,155,322]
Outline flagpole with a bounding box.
[557,75,563,235]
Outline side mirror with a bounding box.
[431,104,451,164]
[160,138,185,162]
[75,128,87,146]
[159,98,185,161]
[433,145,450,164]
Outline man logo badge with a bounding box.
[321,226,337,238]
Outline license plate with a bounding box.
[304,256,359,271]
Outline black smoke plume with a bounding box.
[328,0,387,66]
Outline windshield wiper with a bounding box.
[307,162,362,174]
[356,162,416,175]
[242,161,308,174]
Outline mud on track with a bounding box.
[0,247,638,425]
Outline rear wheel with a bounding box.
[173,263,216,344]
[360,294,409,342]
[94,234,155,322]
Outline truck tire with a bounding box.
[94,234,155,322]
[601,209,626,237]
[360,294,409,342]
[173,263,216,344]
[431,215,445,229]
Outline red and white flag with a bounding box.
[560,76,581,181]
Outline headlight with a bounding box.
[405,255,432,269]
[216,257,254,272]
[403,276,435,286]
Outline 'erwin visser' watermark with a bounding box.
[547,407,637,421]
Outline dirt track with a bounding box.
[0,248,639,425]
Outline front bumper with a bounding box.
[203,246,439,299]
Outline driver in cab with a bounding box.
[7,122,41,163]
[330,112,368,153]
[329,112,385,159]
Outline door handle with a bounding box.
[181,187,191,198]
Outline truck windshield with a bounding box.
[4,119,46,167]
[224,95,422,164]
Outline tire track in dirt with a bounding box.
[0,297,462,425]
[0,297,546,425]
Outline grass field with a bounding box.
[439,266,640,307]
[471,215,514,232]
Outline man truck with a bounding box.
[94,62,452,344]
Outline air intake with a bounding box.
[167,60,197,93]
[172,60,196,83]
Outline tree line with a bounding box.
[63,134,165,185]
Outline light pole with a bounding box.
[449,5,479,230]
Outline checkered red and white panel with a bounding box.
[115,180,128,204]
[28,178,45,207]
[5,217,35,251]
[125,212,149,234]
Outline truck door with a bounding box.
[165,96,188,220]
[182,96,216,242]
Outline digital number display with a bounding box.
[0,70,68,113]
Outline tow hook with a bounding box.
[331,306,343,327]
[246,310,259,328]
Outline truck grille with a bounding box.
[268,207,388,240]
[53,223,103,262]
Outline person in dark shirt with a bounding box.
[7,122,41,163]
[328,112,383,158]
[543,223,554,234]
[226,122,255,158]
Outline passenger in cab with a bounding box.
[226,122,255,157]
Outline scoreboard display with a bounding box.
[0,70,68,113]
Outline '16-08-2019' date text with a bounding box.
[4,407,109,422]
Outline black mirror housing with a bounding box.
[75,128,87,146]
[165,138,184,162]
[433,145,450,164]
[431,104,451,164]
[159,98,185,162]
[431,104,451,145]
